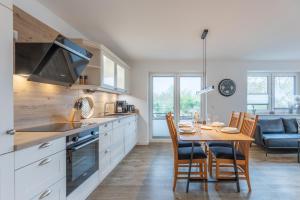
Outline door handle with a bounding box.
[39,158,52,166]
[6,129,15,135]
[39,189,52,199]
[39,142,52,149]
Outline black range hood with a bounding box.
[15,35,93,86]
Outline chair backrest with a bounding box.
[237,113,258,159]
[166,112,178,160]
[228,112,242,128]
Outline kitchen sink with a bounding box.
[99,113,132,118]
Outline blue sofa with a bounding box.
[255,118,300,156]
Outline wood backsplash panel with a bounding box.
[13,7,117,129]
[13,6,59,42]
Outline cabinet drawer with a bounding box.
[99,122,112,132]
[113,119,126,128]
[99,149,110,176]
[15,137,65,169]
[15,151,66,200]
[99,130,111,152]
[31,178,66,200]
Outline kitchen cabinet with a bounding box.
[111,120,125,167]
[124,116,138,154]
[0,2,14,155]
[0,153,14,200]
[0,0,12,9]
[70,39,130,94]
[98,115,138,181]
[15,139,66,200]
[31,178,66,200]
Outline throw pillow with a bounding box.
[297,119,300,133]
[282,118,298,133]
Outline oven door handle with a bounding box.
[72,138,99,151]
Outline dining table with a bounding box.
[179,124,254,193]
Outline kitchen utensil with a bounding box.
[81,96,95,119]
[69,99,83,122]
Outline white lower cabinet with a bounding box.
[99,115,138,181]
[0,152,14,200]
[31,178,66,200]
[15,149,66,200]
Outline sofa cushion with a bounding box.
[259,119,285,134]
[282,118,298,133]
[263,134,300,148]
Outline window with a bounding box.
[247,72,297,113]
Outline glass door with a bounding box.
[151,75,175,138]
[179,76,202,122]
[150,74,201,139]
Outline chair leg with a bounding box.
[173,164,178,191]
[245,164,252,192]
[203,160,208,192]
[209,150,213,177]
[199,161,203,178]
[216,160,220,180]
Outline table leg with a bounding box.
[186,141,194,193]
[297,140,300,163]
[231,141,240,192]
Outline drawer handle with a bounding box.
[39,158,52,166]
[104,132,108,136]
[104,124,107,127]
[39,189,52,199]
[6,129,16,135]
[105,149,110,154]
[39,142,52,149]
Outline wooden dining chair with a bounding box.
[208,112,243,175]
[165,113,208,191]
[210,112,258,191]
[229,111,243,128]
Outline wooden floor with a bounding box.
[88,143,300,200]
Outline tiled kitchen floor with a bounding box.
[88,143,300,200]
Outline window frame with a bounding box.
[247,72,297,113]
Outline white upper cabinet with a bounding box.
[116,64,125,91]
[102,55,116,89]
[70,39,130,94]
[0,3,14,155]
[0,0,12,9]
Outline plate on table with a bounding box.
[220,127,239,134]
[211,122,225,127]
[179,127,196,134]
[201,125,213,130]
[178,122,193,128]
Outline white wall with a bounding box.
[14,0,87,38]
[122,60,300,145]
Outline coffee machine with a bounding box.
[116,101,128,113]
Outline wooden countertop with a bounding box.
[14,114,137,151]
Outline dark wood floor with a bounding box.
[88,143,300,200]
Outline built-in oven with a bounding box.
[66,127,99,196]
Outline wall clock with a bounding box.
[218,79,236,97]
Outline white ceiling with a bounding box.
[38,0,300,62]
